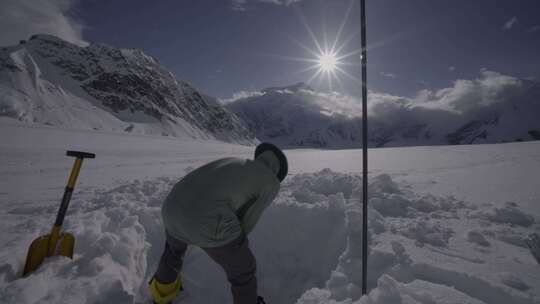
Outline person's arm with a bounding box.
[238,183,279,234]
[211,203,244,246]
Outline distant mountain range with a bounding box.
[2,35,539,149]
[225,80,540,148]
[0,35,256,144]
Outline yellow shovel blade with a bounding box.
[22,232,74,277]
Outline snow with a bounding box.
[225,74,540,148]
[466,231,490,247]
[0,35,256,144]
[0,123,539,303]
[469,202,535,227]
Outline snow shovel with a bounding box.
[22,150,95,277]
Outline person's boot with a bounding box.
[149,275,182,304]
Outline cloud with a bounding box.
[259,0,303,5]
[258,0,282,4]
[367,91,411,118]
[232,0,248,11]
[231,0,303,11]
[225,71,525,120]
[0,0,86,47]
[412,69,522,114]
[502,17,518,30]
[220,90,266,104]
[528,25,540,33]
[380,72,397,78]
[448,66,456,71]
[228,70,534,147]
[298,90,363,118]
[302,70,524,119]
[226,70,534,147]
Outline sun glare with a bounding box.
[290,0,361,91]
[269,0,361,90]
[318,52,338,72]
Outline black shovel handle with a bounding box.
[67,151,95,159]
[54,151,95,227]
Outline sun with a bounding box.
[318,51,338,72]
[289,0,361,91]
[268,0,361,90]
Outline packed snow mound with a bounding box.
[225,73,540,148]
[1,169,539,304]
[0,35,256,144]
[468,202,535,227]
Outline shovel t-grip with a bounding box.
[23,150,95,276]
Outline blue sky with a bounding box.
[2,0,539,99]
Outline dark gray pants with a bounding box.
[155,233,257,304]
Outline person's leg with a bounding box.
[202,234,257,304]
[154,232,188,284]
[149,233,187,304]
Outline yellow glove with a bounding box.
[149,276,182,304]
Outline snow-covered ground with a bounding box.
[0,121,539,304]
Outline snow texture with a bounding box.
[0,124,539,303]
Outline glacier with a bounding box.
[0,122,538,303]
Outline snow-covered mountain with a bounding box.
[226,83,353,148]
[0,34,256,144]
[225,79,540,148]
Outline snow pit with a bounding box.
[1,169,539,304]
[467,230,491,247]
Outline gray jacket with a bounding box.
[162,151,281,247]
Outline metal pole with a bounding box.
[359,0,369,296]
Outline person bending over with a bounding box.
[149,142,288,304]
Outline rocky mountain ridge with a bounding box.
[0,34,256,144]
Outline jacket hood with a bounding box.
[255,150,280,177]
